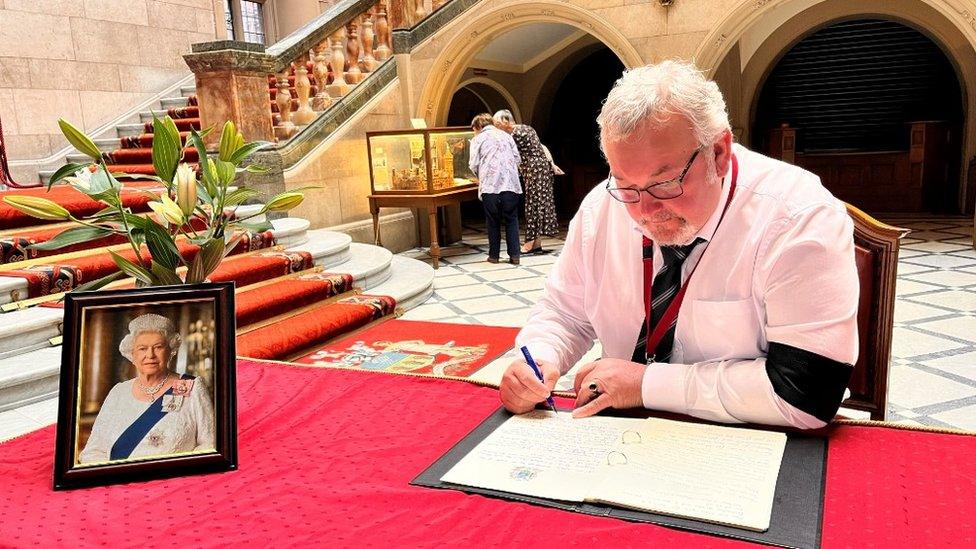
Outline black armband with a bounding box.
[765,341,853,423]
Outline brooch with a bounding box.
[161,395,184,412]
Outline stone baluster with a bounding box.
[374,2,392,60]
[312,41,334,111]
[327,28,350,98]
[432,0,446,11]
[346,21,364,85]
[274,70,297,140]
[361,9,378,72]
[414,0,427,22]
[292,61,316,125]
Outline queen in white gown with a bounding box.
[78,314,215,465]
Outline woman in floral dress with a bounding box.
[493,110,559,254]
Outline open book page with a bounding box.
[589,418,787,531]
[440,411,647,502]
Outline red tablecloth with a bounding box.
[0,360,973,548]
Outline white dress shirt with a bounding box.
[468,126,522,199]
[516,143,859,429]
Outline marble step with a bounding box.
[0,346,62,413]
[180,85,197,97]
[289,228,352,269]
[330,242,394,291]
[369,255,434,311]
[159,96,192,109]
[116,123,148,137]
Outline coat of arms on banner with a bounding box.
[301,339,491,377]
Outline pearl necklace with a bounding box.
[139,373,170,401]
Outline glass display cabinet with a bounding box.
[366,127,478,194]
[366,127,482,269]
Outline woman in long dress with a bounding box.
[493,110,559,254]
[78,313,215,465]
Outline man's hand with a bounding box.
[500,359,560,414]
[572,358,646,418]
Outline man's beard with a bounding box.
[636,153,719,246]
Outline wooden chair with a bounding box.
[843,204,910,420]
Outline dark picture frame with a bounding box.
[53,282,238,490]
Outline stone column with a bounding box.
[183,42,277,146]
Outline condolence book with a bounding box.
[413,407,827,548]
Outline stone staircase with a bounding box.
[47,84,200,184]
[0,224,434,414]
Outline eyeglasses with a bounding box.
[606,146,703,202]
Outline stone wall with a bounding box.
[0,0,222,166]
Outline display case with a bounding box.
[366,127,478,194]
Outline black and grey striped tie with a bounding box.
[631,238,704,364]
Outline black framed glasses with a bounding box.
[606,146,703,202]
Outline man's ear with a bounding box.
[712,129,733,176]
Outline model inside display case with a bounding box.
[367,127,478,194]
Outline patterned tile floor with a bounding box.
[401,217,976,431]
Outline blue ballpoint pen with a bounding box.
[520,346,558,412]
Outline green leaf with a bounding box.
[223,188,259,207]
[47,162,90,190]
[242,164,270,174]
[143,219,181,271]
[188,129,212,187]
[229,141,271,164]
[122,213,150,231]
[196,181,213,205]
[186,238,225,284]
[29,226,115,251]
[58,119,102,160]
[150,261,183,286]
[235,219,273,233]
[215,159,236,187]
[70,271,126,293]
[109,251,156,285]
[86,167,121,206]
[152,116,181,187]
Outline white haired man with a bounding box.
[500,60,859,429]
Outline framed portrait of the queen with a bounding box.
[53,282,237,490]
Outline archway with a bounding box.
[700,0,976,215]
[446,79,522,127]
[542,47,625,218]
[417,1,642,127]
[753,18,963,213]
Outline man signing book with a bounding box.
[500,60,859,429]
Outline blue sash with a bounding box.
[110,374,194,461]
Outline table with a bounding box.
[1,359,974,547]
[368,186,479,268]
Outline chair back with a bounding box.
[844,204,909,420]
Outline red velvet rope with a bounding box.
[0,114,39,189]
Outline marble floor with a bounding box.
[1,216,974,442]
[401,217,976,431]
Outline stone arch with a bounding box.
[417,1,643,126]
[698,0,976,213]
[453,77,523,122]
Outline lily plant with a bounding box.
[2,117,306,288]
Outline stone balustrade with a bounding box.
[268,2,394,141]
[183,0,395,146]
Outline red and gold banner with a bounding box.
[293,320,519,378]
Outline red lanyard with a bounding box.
[642,153,739,359]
